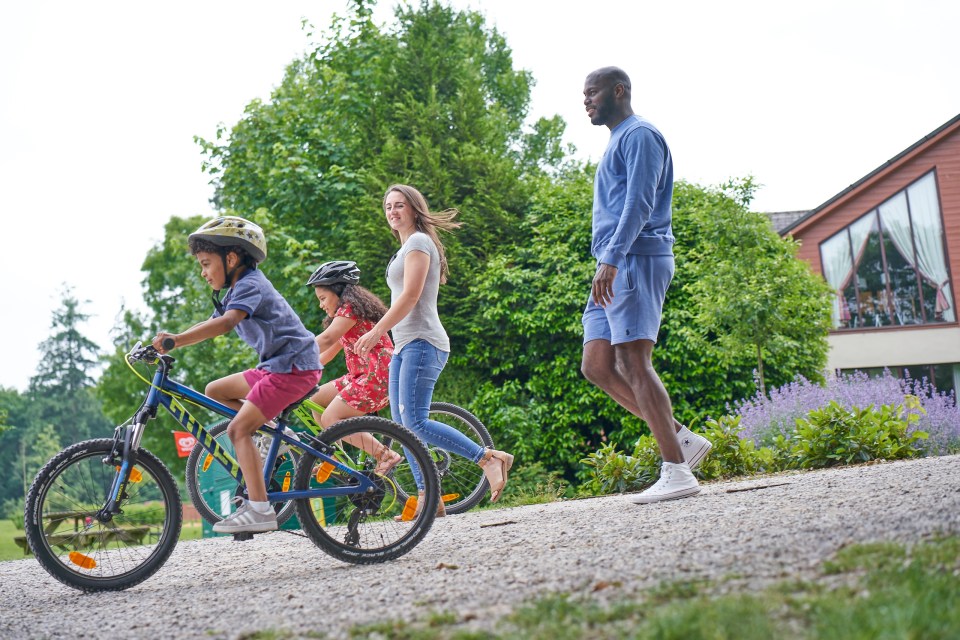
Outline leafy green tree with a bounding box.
[194,0,560,354]
[29,286,101,395]
[676,179,832,397]
[27,290,112,448]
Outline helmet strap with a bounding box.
[211,289,226,316]
[213,251,241,314]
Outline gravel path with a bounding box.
[2,454,958,639]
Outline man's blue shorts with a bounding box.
[582,254,674,345]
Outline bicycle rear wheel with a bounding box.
[391,402,493,514]
[294,416,439,564]
[24,439,182,592]
[185,419,299,526]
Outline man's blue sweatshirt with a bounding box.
[592,115,675,268]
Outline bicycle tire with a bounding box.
[294,416,439,564]
[391,402,493,514]
[24,439,182,592]
[185,419,299,526]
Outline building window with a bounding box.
[820,171,955,329]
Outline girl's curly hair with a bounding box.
[321,283,388,328]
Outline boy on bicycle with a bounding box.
[153,216,321,534]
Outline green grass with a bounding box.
[343,536,960,639]
[1,517,205,562]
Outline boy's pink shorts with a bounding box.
[241,367,321,420]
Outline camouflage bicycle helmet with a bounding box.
[306,261,361,287]
[188,216,267,264]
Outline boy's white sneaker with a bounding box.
[629,461,700,504]
[212,498,278,534]
[677,425,712,470]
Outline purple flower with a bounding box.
[730,369,960,454]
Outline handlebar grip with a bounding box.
[161,337,176,351]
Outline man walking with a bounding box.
[580,66,711,504]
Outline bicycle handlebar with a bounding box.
[161,337,175,351]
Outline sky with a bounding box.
[2,0,959,392]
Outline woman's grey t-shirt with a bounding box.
[386,231,450,353]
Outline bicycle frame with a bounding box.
[114,352,380,507]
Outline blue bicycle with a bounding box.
[23,342,440,592]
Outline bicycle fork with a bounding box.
[100,404,154,522]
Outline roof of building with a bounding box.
[779,112,960,236]
[765,210,811,233]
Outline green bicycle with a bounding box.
[185,399,494,526]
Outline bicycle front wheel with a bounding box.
[294,416,439,564]
[24,439,182,592]
[391,402,493,514]
[185,420,299,526]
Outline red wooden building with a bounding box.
[781,113,960,394]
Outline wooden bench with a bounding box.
[14,526,152,556]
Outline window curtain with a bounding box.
[907,173,955,321]
[820,214,876,327]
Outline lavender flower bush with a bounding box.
[732,369,960,455]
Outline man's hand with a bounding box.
[591,263,618,307]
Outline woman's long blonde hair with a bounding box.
[383,184,461,284]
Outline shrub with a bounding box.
[581,437,660,494]
[734,370,959,454]
[582,417,781,494]
[786,400,928,469]
[695,416,781,479]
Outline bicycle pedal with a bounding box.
[232,532,255,542]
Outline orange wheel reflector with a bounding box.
[315,462,334,483]
[115,466,143,482]
[69,552,97,570]
[202,455,213,472]
[282,471,291,492]
[400,496,417,521]
[441,493,460,502]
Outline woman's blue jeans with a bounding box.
[389,339,484,490]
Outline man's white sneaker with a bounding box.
[629,461,700,504]
[212,498,278,534]
[677,425,712,471]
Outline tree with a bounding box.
[29,286,101,395]
[681,179,832,397]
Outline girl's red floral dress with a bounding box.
[332,304,393,413]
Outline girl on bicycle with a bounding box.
[153,216,321,534]
[353,184,514,516]
[306,260,402,475]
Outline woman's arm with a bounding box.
[354,250,429,355]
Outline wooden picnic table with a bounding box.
[14,511,152,556]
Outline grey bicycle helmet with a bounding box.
[306,260,361,287]
[188,216,267,264]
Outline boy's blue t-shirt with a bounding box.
[216,269,321,373]
[592,115,675,269]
